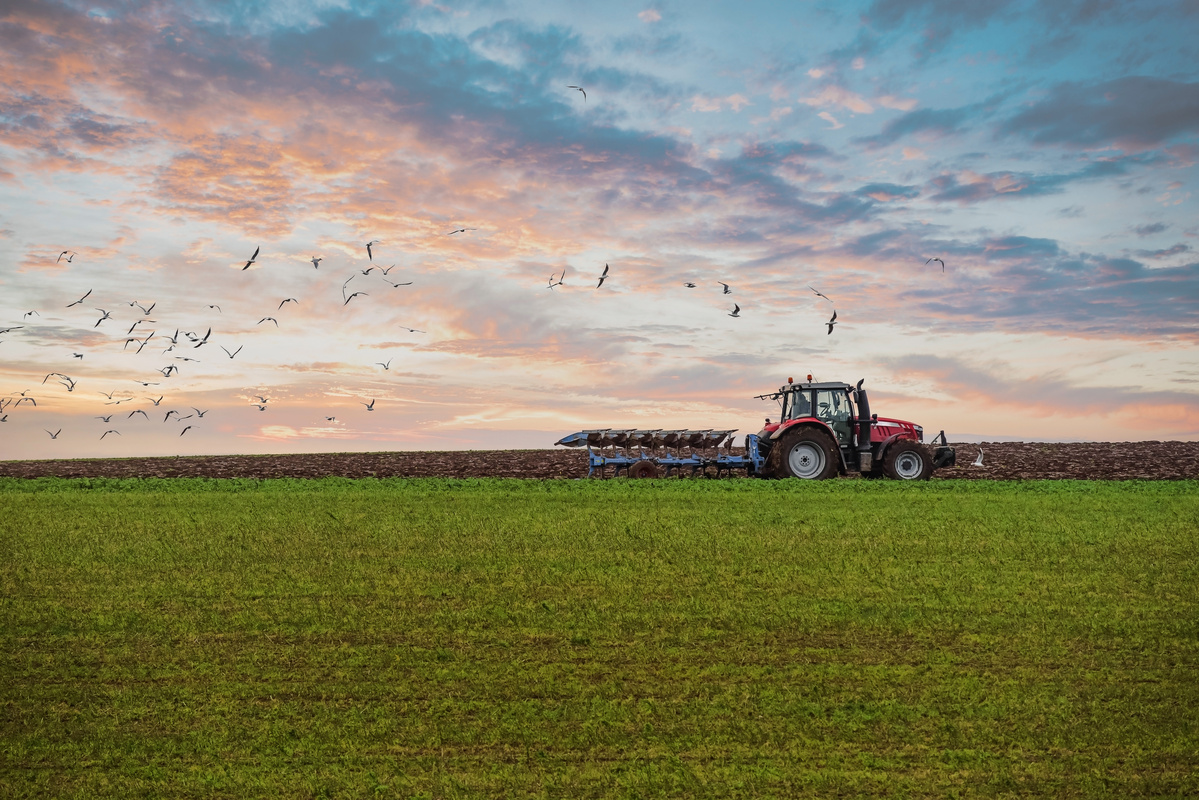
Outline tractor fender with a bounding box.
[873,432,905,460]
[768,419,848,474]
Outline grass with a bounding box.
[1,477,1197,798]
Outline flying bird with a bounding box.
[378,265,397,275]
[193,328,211,348]
[0,326,23,335]
[258,317,279,327]
[926,257,946,273]
[180,426,192,436]
[447,228,477,235]
[972,448,984,467]
[23,310,38,319]
[808,286,832,302]
[14,396,36,407]
[149,395,164,406]
[728,303,741,318]
[325,416,336,422]
[718,282,732,294]
[129,409,148,419]
[344,292,368,305]
[66,289,92,307]
[221,345,242,359]
[135,301,156,315]
[57,250,75,264]
[45,429,61,439]
[208,304,221,313]
[192,408,209,418]
[360,267,375,276]
[376,360,391,370]
[311,256,322,269]
[361,399,376,411]
[95,415,113,423]
[826,310,838,335]
[278,298,298,309]
[397,326,426,333]
[164,410,180,421]
[241,246,260,270]
[253,404,267,411]
[94,309,112,327]
[567,85,586,101]
[387,280,413,288]
[253,396,269,404]
[596,263,609,288]
[365,240,380,261]
[157,365,177,377]
[72,353,83,359]
[683,282,696,288]
[101,430,120,440]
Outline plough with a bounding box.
[554,428,767,478]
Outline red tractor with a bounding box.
[755,376,956,480]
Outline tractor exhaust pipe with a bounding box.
[855,378,873,472]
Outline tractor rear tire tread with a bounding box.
[882,440,933,480]
[769,428,839,480]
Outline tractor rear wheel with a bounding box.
[771,429,839,480]
[628,460,660,479]
[883,440,932,480]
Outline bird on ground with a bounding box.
[729,304,741,318]
[23,310,38,319]
[365,240,380,261]
[129,409,148,419]
[57,251,75,263]
[180,426,192,436]
[241,246,260,270]
[311,256,322,269]
[258,317,278,327]
[926,257,946,273]
[447,228,477,235]
[972,448,984,467]
[567,85,586,101]
[809,286,832,302]
[376,360,391,370]
[45,429,61,439]
[101,430,120,439]
[596,264,609,288]
[221,345,242,359]
[66,289,92,307]
[94,309,112,327]
[278,298,298,309]
[826,310,838,335]
[344,292,367,305]
[719,282,732,294]
[361,399,376,411]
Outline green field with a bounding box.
[2,478,1197,798]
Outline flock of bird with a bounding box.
[4,86,953,450]
[0,238,441,444]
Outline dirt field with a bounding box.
[1,441,1197,480]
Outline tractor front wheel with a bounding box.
[772,429,839,480]
[883,440,932,480]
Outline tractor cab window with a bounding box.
[783,390,812,420]
[816,389,853,445]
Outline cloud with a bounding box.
[856,106,972,149]
[1133,222,1169,236]
[1002,77,1199,151]
[690,94,751,113]
[855,182,920,202]
[1136,244,1190,259]
[924,160,1125,205]
[638,9,662,23]
[800,85,874,114]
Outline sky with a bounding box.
[1,0,1197,461]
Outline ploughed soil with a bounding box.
[1,441,1197,480]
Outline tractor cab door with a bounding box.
[815,389,854,448]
